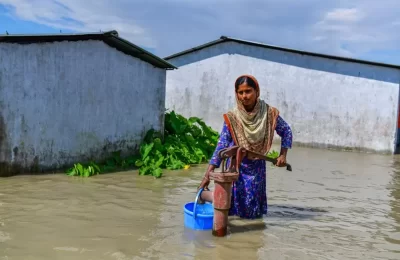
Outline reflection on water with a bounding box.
[0,147,399,260]
[387,159,400,250]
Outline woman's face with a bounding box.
[236,82,258,110]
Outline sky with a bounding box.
[1,0,400,64]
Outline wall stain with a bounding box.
[13,146,18,157]
[0,111,145,177]
[1,135,143,177]
[0,113,17,177]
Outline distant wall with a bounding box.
[0,40,166,175]
[166,41,400,154]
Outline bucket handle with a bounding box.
[193,188,203,219]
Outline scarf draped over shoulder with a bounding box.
[223,75,279,155]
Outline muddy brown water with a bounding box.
[0,146,399,260]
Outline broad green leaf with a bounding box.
[153,168,163,178]
[135,159,143,167]
[140,143,154,159]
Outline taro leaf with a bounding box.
[153,138,165,153]
[267,150,280,159]
[194,148,206,163]
[167,155,185,170]
[144,129,162,143]
[167,111,187,134]
[184,133,196,144]
[153,168,163,178]
[196,119,218,138]
[76,163,84,174]
[135,159,143,167]
[187,117,199,126]
[154,151,165,168]
[89,162,101,173]
[84,168,90,177]
[66,168,77,176]
[140,142,154,159]
[143,155,151,166]
[139,165,151,175]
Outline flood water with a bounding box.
[0,146,399,260]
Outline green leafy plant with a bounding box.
[101,150,140,172]
[66,162,101,177]
[267,150,280,159]
[134,111,219,178]
[266,149,282,170]
[65,110,282,178]
[65,111,219,178]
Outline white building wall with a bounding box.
[0,40,166,174]
[166,41,400,154]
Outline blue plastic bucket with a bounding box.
[183,188,214,230]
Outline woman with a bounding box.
[198,74,293,219]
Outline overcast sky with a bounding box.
[1,0,399,64]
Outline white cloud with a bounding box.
[324,8,364,22]
[0,0,399,64]
[312,0,400,58]
[0,0,154,46]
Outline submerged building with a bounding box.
[165,36,400,154]
[0,30,176,176]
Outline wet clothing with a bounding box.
[209,116,293,219]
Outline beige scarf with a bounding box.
[223,75,279,155]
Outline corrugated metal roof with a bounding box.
[0,30,176,70]
[164,35,400,70]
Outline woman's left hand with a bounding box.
[275,155,287,167]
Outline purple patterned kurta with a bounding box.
[209,116,293,219]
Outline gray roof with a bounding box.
[164,36,400,70]
[0,30,176,70]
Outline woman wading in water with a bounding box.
[198,74,293,219]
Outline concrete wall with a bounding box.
[166,41,400,154]
[0,40,166,175]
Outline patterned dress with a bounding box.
[209,116,293,219]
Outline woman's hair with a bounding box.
[235,76,258,92]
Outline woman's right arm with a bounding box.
[209,122,233,168]
[199,122,233,190]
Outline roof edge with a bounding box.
[164,37,226,60]
[0,30,117,38]
[0,30,177,70]
[106,33,177,69]
[164,35,400,70]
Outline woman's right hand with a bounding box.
[198,165,215,191]
[198,175,210,191]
